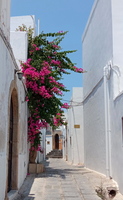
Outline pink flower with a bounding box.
[73,66,84,73]
[58,31,64,33]
[25,96,29,102]
[61,103,70,109]
[51,60,61,66]
[36,47,40,51]
[52,45,60,49]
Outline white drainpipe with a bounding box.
[104,64,112,177]
[104,61,120,177]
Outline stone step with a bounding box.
[46,149,63,158]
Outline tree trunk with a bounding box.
[29,150,37,163]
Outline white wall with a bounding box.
[10,16,30,189]
[10,15,35,34]
[110,1,123,193]
[67,87,84,165]
[46,135,52,155]
[10,15,36,68]
[10,31,28,67]
[37,128,46,163]
[82,0,123,193]
[83,82,106,173]
[110,93,123,193]
[0,14,30,199]
[82,0,113,175]
[0,0,11,40]
[62,123,67,161]
[82,0,112,99]
[0,35,28,199]
[111,0,123,98]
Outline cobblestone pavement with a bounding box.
[14,158,123,200]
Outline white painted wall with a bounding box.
[82,0,112,100]
[10,31,28,67]
[0,35,28,199]
[61,117,67,161]
[0,0,11,40]
[66,87,84,165]
[37,128,46,163]
[17,80,28,189]
[10,15,35,34]
[82,0,123,193]
[10,15,36,68]
[111,0,123,98]
[0,13,32,199]
[10,15,38,192]
[46,135,52,155]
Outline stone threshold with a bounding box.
[7,190,18,200]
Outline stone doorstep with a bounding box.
[29,163,45,174]
[7,190,18,200]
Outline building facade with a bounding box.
[82,0,123,193]
[0,3,29,199]
[64,87,84,165]
[46,126,52,155]
[46,127,63,155]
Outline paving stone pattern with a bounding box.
[14,158,123,200]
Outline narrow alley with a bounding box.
[13,158,123,200]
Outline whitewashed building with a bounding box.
[64,87,84,165]
[82,0,123,193]
[0,3,32,199]
[11,15,49,165]
[46,126,52,155]
[37,128,46,163]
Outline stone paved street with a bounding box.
[14,158,123,200]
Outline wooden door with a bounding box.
[8,98,13,192]
[55,134,59,149]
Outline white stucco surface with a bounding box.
[10,15,35,33]
[82,0,123,193]
[66,87,84,165]
[0,35,28,199]
[37,128,46,163]
[0,13,30,199]
[82,0,112,99]
[0,0,11,40]
[46,135,52,155]
[10,31,28,68]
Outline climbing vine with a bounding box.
[19,25,84,151]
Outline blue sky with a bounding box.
[11,0,94,102]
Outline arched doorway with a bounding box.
[8,97,13,192]
[7,89,19,192]
[55,134,59,149]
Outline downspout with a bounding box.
[104,64,112,177]
[104,61,120,177]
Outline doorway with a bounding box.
[8,98,13,192]
[7,89,19,193]
[55,134,59,149]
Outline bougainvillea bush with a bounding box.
[20,28,84,152]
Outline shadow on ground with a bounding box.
[14,158,89,200]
